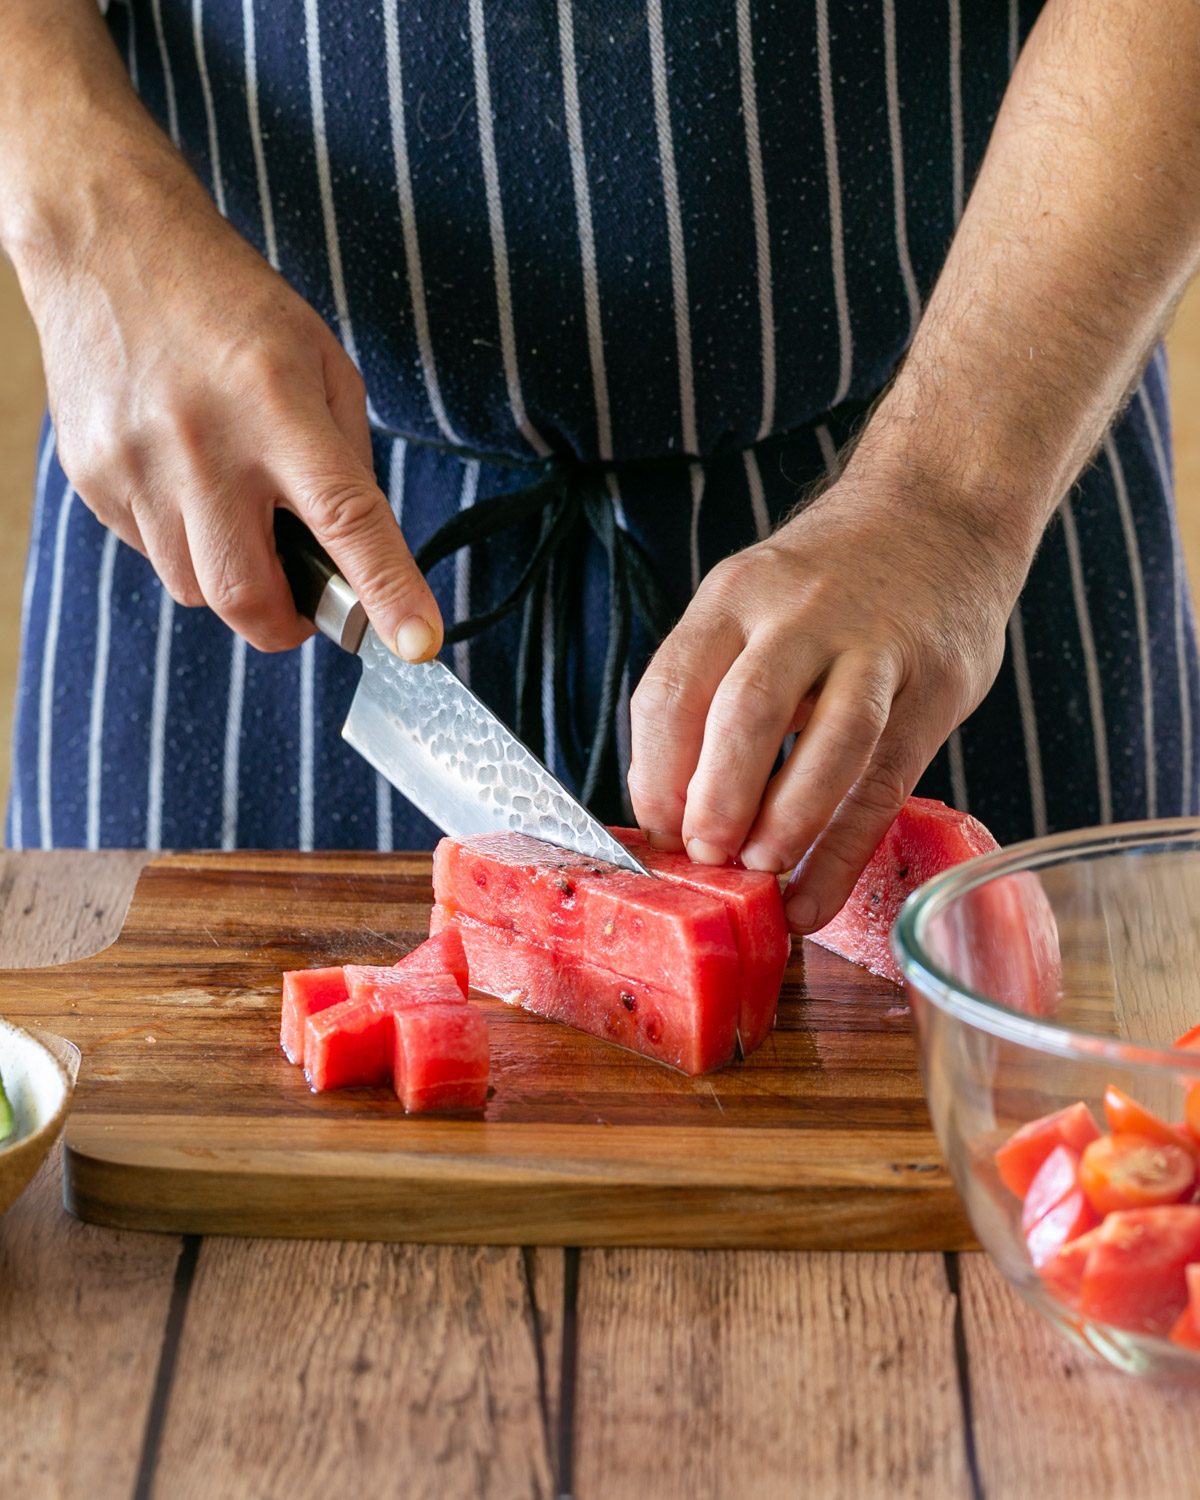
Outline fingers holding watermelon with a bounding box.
[627,465,1023,934]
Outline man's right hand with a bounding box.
[1,0,442,661]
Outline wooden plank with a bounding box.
[961,1253,1200,1497]
[0,852,182,1500]
[0,851,975,1249]
[572,1249,967,1500]
[153,1239,557,1499]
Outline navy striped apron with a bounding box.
[9,1,1198,850]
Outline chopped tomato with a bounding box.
[1021,1145,1082,1235]
[1025,1190,1100,1269]
[1103,1086,1196,1158]
[1174,1030,1200,1148]
[1079,1133,1196,1215]
[1170,1265,1200,1350]
[1039,1225,1104,1308]
[1078,1206,1200,1335]
[1174,1025,1200,1051]
[994,1101,1102,1199]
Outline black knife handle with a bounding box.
[273,510,367,653]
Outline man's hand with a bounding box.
[628,456,1023,933]
[633,0,1200,931]
[1,0,441,661]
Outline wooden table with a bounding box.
[2,854,1198,1499]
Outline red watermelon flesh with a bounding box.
[394,925,469,998]
[393,1003,490,1112]
[433,833,740,1020]
[305,973,467,1093]
[609,827,790,1052]
[806,797,1061,1016]
[280,966,349,1066]
[431,905,738,1075]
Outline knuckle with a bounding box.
[712,670,784,742]
[306,478,377,546]
[849,758,910,826]
[685,802,748,851]
[698,556,750,611]
[631,664,708,728]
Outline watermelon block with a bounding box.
[394,1003,490,1112]
[433,831,740,1027]
[610,827,790,1053]
[806,796,1061,1015]
[432,905,738,1075]
[305,999,395,1093]
[280,967,349,1066]
[345,967,466,1010]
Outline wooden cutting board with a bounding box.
[0,852,973,1249]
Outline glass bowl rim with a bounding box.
[891,816,1200,1076]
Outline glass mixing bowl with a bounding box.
[893,819,1200,1377]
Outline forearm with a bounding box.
[0,0,212,296]
[853,0,1200,566]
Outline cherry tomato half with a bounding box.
[994,1101,1102,1199]
[1079,1132,1196,1216]
[1103,1086,1196,1158]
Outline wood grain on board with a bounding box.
[0,850,973,1249]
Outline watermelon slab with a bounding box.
[431,905,738,1075]
[433,831,740,1026]
[609,828,790,1053]
[806,796,1061,1015]
[393,1003,490,1112]
[280,967,348,1066]
[305,973,465,1093]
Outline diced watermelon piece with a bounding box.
[304,999,395,1092]
[608,827,790,1053]
[394,926,469,998]
[433,832,741,1036]
[1078,1206,1200,1335]
[393,1003,490,1112]
[1021,1145,1083,1236]
[994,1101,1102,1198]
[1038,1225,1104,1308]
[280,966,349,1066]
[432,906,738,1075]
[808,797,1061,1015]
[306,973,467,1092]
[1024,1189,1100,1269]
[1169,1265,1200,1350]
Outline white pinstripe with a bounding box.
[304,0,360,364]
[1061,497,1113,824]
[36,483,75,850]
[1007,603,1048,837]
[124,0,139,91]
[376,775,393,852]
[882,0,921,341]
[11,427,56,850]
[192,0,227,215]
[145,586,175,851]
[383,1,463,444]
[1137,377,1191,813]
[1007,0,1019,72]
[743,448,770,542]
[816,0,852,406]
[558,0,613,460]
[646,0,698,457]
[1104,430,1157,818]
[219,636,247,850]
[468,0,550,456]
[815,423,838,478]
[735,0,776,441]
[453,460,482,685]
[243,0,278,267]
[946,730,969,813]
[688,462,706,595]
[298,638,315,850]
[616,662,634,823]
[388,438,408,524]
[149,0,180,144]
[949,0,964,223]
[85,530,120,851]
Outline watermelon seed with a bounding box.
[554,875,575,897]
[620,991,636,1012]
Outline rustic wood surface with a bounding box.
[0,851,973,1249]
[2,852,1199,1500]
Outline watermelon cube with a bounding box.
[609,827,790,1052]
[280,966,349,1065]
[345,967,466,1010]
[394,925,469,997]
[304,999,395,1092]
[393,1003,490,1112]
[432,905,738,1075]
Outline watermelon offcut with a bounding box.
[807,796,1061,1015]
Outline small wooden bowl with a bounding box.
[0,1018,79,1214]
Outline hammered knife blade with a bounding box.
[273,511,649,873]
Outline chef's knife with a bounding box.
[273,510,649,875]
